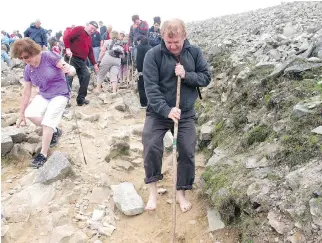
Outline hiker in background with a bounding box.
[24,19,48,50]
[119,32,129,83]
[63,21,99,106]
[142,18,211,212]
[99,21,107,36]
[51,40,62,56]
[46,29,52,39]
[1,44,10,66]
[91,29,101,63]
[95,30,124,94]
[136,35,151,108]
[128,15,149,67]
[148,16,161,47]
[11,38,74,168]
[16,30,23,39]
[100,25,112,47]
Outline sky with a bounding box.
[0,0,295,35]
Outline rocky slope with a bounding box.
[187,1,322,242]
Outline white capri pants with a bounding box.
[24,95,68,131]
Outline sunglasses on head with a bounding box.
[19,55,30,60]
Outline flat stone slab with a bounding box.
[311,126,322,135]
[111,182,144,216]
[34,151,72,184]
[2,126,27,143]
[207,208,225,232]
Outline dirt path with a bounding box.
[1,83,226,243]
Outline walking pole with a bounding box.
[170,75,181,243]
[64,53,87,165]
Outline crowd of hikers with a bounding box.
[6,16,211,213]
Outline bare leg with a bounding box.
[40,126,54,157]
[28,117,43,126]
[176,190,192,213]
[111,81,117,93]
[28,117,54,158]
[94,83,102,94]
[145,182,158,211]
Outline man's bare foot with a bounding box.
[145,182,157,211]
[176,190,192,213]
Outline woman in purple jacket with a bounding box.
[11,38,75,168]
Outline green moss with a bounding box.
[202,164,247,225]
[246,125,270,146]
[275,114,322,167]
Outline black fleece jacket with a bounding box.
[143,39,211,119]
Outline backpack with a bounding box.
[155,47,202,99]
[108,39,124,58]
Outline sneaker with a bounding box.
[50,128,62,148]
[77,99,90,106]
[30,153,47,168]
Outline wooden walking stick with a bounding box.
[171,75,181,243]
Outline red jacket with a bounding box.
[63,26,96,65]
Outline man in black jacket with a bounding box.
[136,35,152,108]
[142,19,211,212]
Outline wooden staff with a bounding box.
[171,75,181,243]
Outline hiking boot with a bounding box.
[50,128,62,148]
[30,153,47,168]
[77,99,90,106]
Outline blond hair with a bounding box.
[161,18,186,38]
[110,30,119,40]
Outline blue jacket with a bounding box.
[24,25,47,47]
[148,26,161,47]
[143,39,211,119]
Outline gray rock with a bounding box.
[115,160,134,171]
[34,151,72,184]
[284,61,322,74]
[8,143,33,161]
[200,124,213,141]
[267,211,293,235]
[92,209,105,221]
[245,156,270,169]
[3,183,55,220]
[1,134,13,155]
[163,131,173,151]
[246,179,271,204]
[111,182,144,216]
[98,225,116,237]
[285,160,322,191]
[49,224,77,243]
[206,148,226,167]
[207,208,225,232]
[311,126,322,135]
[309,198,322,227]
[1,113,19,127]
[1,126,27,143]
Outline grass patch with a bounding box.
[246,124,270,146]
[274,114,322,167]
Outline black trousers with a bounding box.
[66,56,90,102]
[137,76,147,106]
[142,114,196,190]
